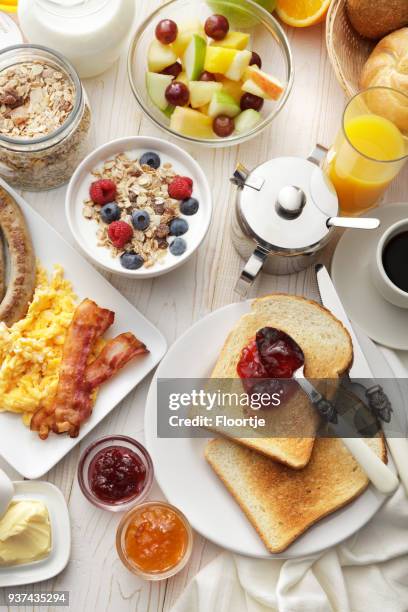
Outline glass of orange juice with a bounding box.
[325,87,408,216]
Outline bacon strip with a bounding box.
[85,333,148,390]
[31,299,114,439]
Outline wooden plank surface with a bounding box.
[0,3,407,611]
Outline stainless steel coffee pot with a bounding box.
[230,145,380,295]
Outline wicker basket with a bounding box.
[326,0,375,97]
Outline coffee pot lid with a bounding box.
[233,154,338,252]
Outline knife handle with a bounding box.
[340,437,399,495]
[386,438,408,496]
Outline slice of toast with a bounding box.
[209,294,353,468]
[205,436,386,553]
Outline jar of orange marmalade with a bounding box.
[116,501,193,580]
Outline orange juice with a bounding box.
[328,114,406,216]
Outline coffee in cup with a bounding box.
[371,219,408,309]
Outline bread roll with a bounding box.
[360,28,408,133]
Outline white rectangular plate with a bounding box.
[0,179,167,479]
[0,481,70,587]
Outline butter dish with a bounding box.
[0,481,70,587]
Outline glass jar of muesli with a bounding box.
[0,44,91,190]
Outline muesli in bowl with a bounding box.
[0,44,91,191]
[66,136,212,278]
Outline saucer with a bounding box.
[332,202,408,350]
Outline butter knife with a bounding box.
[316,264,408,495]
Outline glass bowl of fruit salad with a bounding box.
[128,0,293,146]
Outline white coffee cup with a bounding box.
[371,219,408,309]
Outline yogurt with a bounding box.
[18,0,136,78]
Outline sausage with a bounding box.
[0,186,36,325]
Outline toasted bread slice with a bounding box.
[208,294,353,468]
[205,436,386,553]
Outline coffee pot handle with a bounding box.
[235,246,268,297]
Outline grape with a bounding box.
[204,14,229,40]
[155,19,178,44]
[250,51,262,69]
[240,93,264,111]
[165,81,189,106]
[213,115,234,137]
[199,71,217,82]
[161,62,182,78]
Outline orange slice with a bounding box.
[276,0,332,27]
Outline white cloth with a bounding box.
[171,486,408,612]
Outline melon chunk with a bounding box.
[170,107,214,138]
[172,19,206,58]
[189,81,223,108]
[208,91,240,118]
[235,109,261,133]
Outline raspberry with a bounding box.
[168,176,193,200]
[108,221,133,248]
[90,179,117,205]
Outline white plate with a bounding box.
[144,301,399,559]
[0,178,167,479]
[0,481,70,586]
[66,136,212,278]
[332,203,408,350]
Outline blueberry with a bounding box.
[180,197,199,216]
[169,218,189,236]
[132,210,150,231]
[100,202,120,224]
[169,237,187,256]
[139,152,161,169]
[120,251,144,270]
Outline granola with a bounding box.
[0,61,75,138]
[0,54,91,190]
[83,152,199,270]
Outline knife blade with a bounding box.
[315,263,408,495]
[315,265,372,379]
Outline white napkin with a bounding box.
[171,486,408,612]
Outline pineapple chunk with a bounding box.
[204,47,237,75]
[210,31,250,50]
[170,107,214,138]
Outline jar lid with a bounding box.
[235,156,338,252]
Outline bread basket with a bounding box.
[326,0,375,96]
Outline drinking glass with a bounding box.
[325,87,408,216]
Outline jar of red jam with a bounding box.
[78,435,153,512]
[116,501,193,580]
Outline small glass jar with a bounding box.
[116,501,193,581]
[78,435,154,512]
[0,44,91,191]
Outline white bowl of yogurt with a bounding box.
[66,136,212,279]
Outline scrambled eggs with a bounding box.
[0,265,77,424]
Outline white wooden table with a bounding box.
[1,3,408,611]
